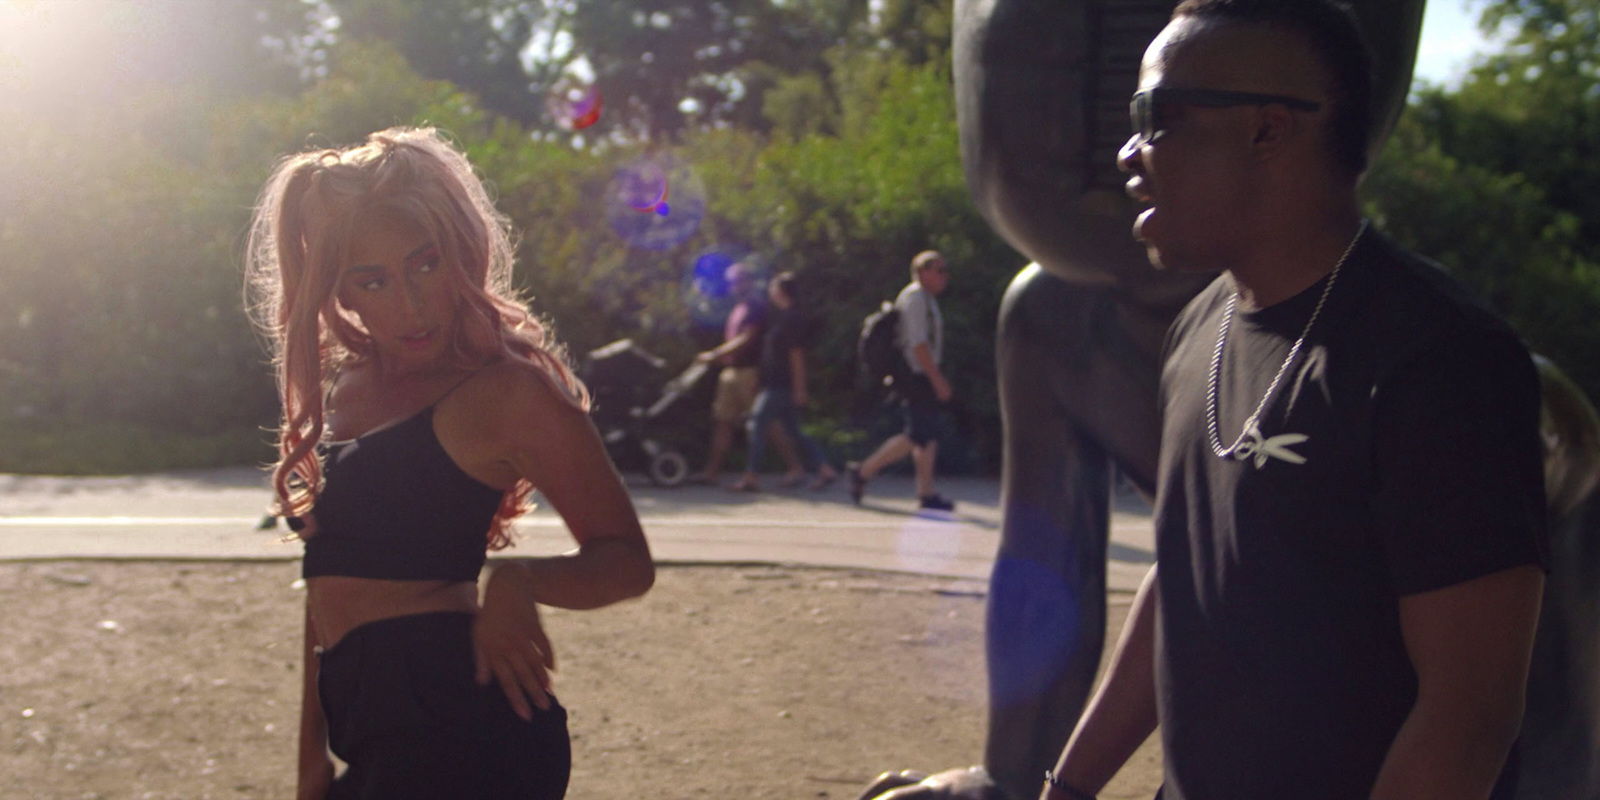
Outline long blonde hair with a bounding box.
[246,127,587,550]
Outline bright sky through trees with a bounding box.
[1415,0,1510,87]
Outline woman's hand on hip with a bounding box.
[296,755,333,800]
[473,563,554,720]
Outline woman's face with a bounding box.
[336,211,459,373]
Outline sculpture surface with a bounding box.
[860,1,1600,798]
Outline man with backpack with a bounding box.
[849,250,956,511]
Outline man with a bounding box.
[691,262,801,487]
[849,250,956,512]
[1043,2,1548,799]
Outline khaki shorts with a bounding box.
[711,366,760,424]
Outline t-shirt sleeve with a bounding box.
[897,288,930,348]
[1372,327,1549,595]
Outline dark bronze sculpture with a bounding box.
[858,1,1600,798]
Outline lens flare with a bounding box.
[617,161,669,214]
[895,516,964,574]
[680,248,774,329]
[545,77,602,131]
[607,154,705,251]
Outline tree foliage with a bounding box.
[1363,0,1600,404]
[4,0,1599,473]
[330,0,554,124]
[314,0,956,141]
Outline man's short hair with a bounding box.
[1173,0,1374,177]
[911,250,944,275]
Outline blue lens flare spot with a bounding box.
[681,248,768,329]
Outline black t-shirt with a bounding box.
[1153,229,1548,799]
[759,309,812,389]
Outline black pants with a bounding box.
[317,611,570,800]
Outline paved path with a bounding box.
[0,468,1155,590]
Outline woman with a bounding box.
[246,127,654,800]
[729,272,839,492]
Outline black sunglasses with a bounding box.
[1129,87,1322,147]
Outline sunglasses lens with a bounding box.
[1130,93,1156,144]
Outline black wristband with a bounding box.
[1043,770,1096,800]
[285,515,306,533]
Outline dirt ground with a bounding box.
[0,561,1161,800]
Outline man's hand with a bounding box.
[932,374,953,403]
[473,564,555,720]
[857,767,1007,800]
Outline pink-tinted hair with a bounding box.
[245,126,588,550]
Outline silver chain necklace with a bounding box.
[1206,220,1368,460]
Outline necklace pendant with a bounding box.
[1231,424,1310,468]
[1230,425,1265,463]
[1204,220,1366,467]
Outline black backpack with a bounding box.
[857,301,903,387]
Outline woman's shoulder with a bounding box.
[454,357,585,422]
[433,358,587,472]
[323,358,381,419]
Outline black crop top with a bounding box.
[301,405,504,582]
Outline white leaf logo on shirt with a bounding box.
[1232,425,1309,469]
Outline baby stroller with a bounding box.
[582,339,716,487]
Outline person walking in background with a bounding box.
[848,250,955,512]
[246,127,654,800]
[729,272,840,492]
[690,262,803,487]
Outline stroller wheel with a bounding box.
[648,450,690,487]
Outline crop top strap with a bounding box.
[433,369,483,407]
[324,362,481,415]
[324,362,346,408]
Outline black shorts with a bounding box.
[317,611,571,800]
[900,374,942,446]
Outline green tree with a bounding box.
[687,49,1019,469]
[329,0,556,124]
[1362,0,1600,404]
[0,0,1007,473]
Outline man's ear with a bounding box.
[1250,103,1297,161]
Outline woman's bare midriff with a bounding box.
[306,576,480,650]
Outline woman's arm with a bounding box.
[298,603,333,800]
[489,363,654,608]
[472,362,655,719]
